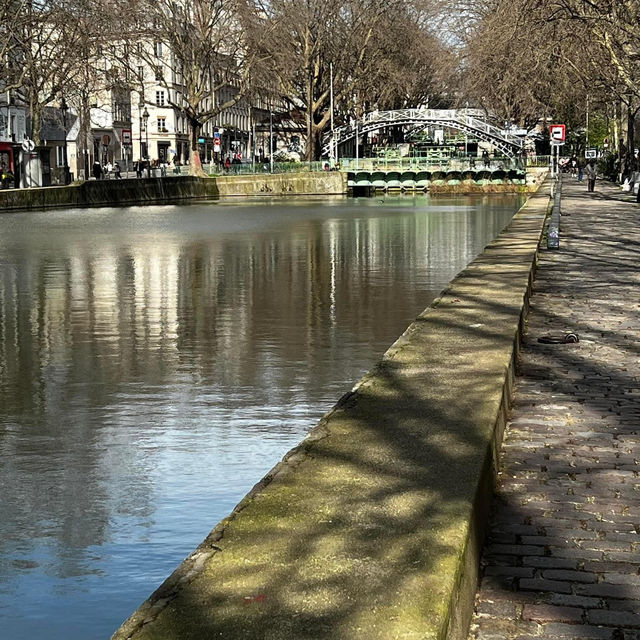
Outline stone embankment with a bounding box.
[0,172,347,212]
[111,180,551,639]
[469,178,640,640]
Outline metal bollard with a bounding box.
[547,176,561,249]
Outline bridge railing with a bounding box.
[461,115,524,149]
[327,109,525,158]
[340,156,524,172]
[525,155,552,167]
[152,162,327,177]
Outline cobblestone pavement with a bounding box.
[469,178,640,640]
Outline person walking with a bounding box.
[92,160,102,180]
[114,162,122,179]
[570,156,577,176]
[584,160,597,192]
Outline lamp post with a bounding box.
[60,97,70,184]
[269,103,274,174]
[5,89,11,141]
[330,62,335,166]
[142,106,150,177]
[464,101,469,162]
[138,102,144,164]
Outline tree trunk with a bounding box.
[30,101,41,146]
[189,119,206,177]
[306,77,315,162]
[627,98,636,171]
[80,92,91,180]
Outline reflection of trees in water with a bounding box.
[0,199,517,580]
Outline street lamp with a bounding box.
[330,62,335,167]
[464,101,469,162]
[142,106,150,177]
[60,97,70,184]
[269,103,274,174]
[138,102,144,163]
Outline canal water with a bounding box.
[0,194,525,638]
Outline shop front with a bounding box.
[0,142,17,188]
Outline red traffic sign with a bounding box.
[550,124,566,142]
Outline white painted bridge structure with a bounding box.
[323,109,525,159]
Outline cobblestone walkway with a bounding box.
[469,178,640,640]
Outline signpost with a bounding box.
[549,124,566,176]
[550,124,566,143]
[21,138,35,187]
[121,130,132,171]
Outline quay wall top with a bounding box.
[0,172,347,212]
[112,182,552,640]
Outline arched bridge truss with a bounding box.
[324,109,525,159]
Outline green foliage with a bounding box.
[587,113,609,148]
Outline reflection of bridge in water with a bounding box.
[324,108,526,160]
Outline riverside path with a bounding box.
[469,177,640,640]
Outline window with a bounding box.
[157,116,167,133]
[137,66,144,81]
[56,146,65,167]
[155,65,163,81]
[154,41,163,57]
[156,91,165,106]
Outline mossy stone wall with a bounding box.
[0,173,346,212]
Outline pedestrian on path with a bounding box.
[584,160,597,192]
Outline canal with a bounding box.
[0,194,525,638]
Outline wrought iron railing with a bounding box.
[339,156,524,172]
[324,108,525,158]
[525,155,552,167]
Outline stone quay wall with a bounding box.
[0,172,348,212]
[111,181,552,640]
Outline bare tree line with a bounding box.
[2,0,639,170]
[460,0,640,161]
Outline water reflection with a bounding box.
[0,195,524,638]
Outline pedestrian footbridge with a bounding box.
[323,109,525,159]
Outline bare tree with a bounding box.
[2,0,89,144]
[248,0,435,160]
[343,5,456,116]
[115,0,269,175]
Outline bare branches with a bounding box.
[247,0,452,159]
